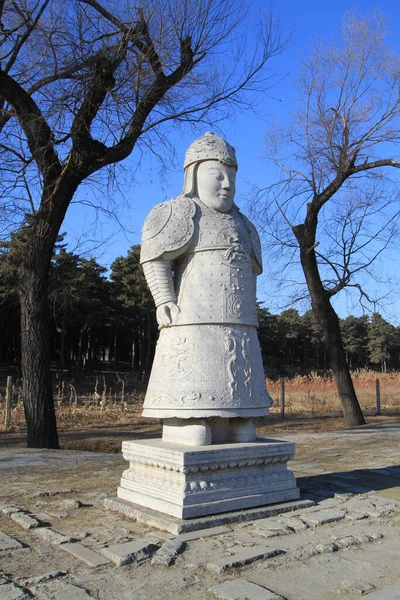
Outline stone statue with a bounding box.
[140,132,272,446]
[114,133,298,520]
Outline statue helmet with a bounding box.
[184,132,238,170]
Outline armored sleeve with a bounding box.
[142,260,176,307]
[140,196,196,263]
[240,213,263,275]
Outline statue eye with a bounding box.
[208,169,223,178]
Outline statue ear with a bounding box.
[182,163,199,197]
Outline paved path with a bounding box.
[0,420,399,600]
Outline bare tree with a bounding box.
[255,10,400,427]
[0,0,284,447]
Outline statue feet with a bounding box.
[162,417,256,445]
[229,418,256,442]
[162,418,212,446]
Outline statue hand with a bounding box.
[156,302,180,328]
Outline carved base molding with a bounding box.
[117,438,299,519]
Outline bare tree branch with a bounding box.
[255,10,400,427]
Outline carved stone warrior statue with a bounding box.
[140,132,272,446]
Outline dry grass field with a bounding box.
[267,370,400,415]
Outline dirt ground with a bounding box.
[1,415,400,599]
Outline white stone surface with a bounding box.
[140,132,271,441]
[341,495,400,517]
[150,539,184,566]
[255,519,293,538]
[0,532,23,551]
[300,510,346,526]
[176,525,231,542]
[33,528,73,545]
[60,543,110,566]
[29,581,93,600]
[118,438,299,519]
[362,585,400,599]
[0,583,30,599]
[207,545,284,573]
[1,505,22,515]
[211,579,284,600]
[115,134,299,518]
[10,512,40,530]
[100,539,158,566]
[162,418,212,446]
[18,571,66,585]
[105,496,312,534]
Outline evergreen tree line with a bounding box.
[1,243,398,380]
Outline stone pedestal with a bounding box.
[117,438,299,519]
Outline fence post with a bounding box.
[280,377,285,419]
[5,376,12,428]
[375,378,381,416]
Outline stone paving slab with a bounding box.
[207,545,284,573]
[290,531,383,560]
[334,580,376,595]
[18,571,67,586]
[0,532,23,552]
[38,545,55,556]
[31,488,77,497]
[364,585,400,599]
[104,496,314,534]
[300,510,346,526]
[210,578,285,600]
[151,539,185,566]
[0,582,30,599]
[29,581,94,599]
[32,527,74,545]
[255,523,293,538]
[60,543,110,567]
[314,496,349,509]
[31,512,52,522]
[342,495,400,517]
[175,525,231,542]
[100,539,159,566]
[10,512,40,530]
[279,517,308,532]
[1,506,22,516]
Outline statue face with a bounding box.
[196,160,236,213]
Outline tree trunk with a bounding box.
[19,270,59,449]
[113,325,118,372]
[76,326,84,374]
[131,333,136,380]
[294,223,365,427]
[60,313,65,374]
[319,302,365,426]
[15,177,81,447]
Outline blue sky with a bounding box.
[62,0,400,323]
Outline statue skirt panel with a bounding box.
[142,324,272,419]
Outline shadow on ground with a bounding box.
[299,465,400,496]
[0,424,162,452]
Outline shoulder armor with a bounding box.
[140,196,196,263]
[240,213,263,274]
